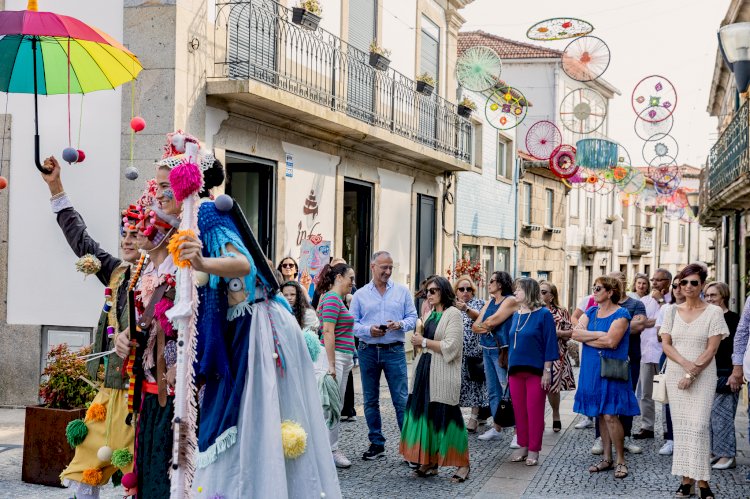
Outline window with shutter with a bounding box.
[228,0,278,83]
[418,16,439,145]
[346,0,376,122]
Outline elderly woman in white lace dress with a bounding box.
[660,264,729,499]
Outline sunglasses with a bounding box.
[671,283,679,289]
[591,285,604,293]
[457,287,472,292]
[426,287,440,295]
[680,279,700,287]
[281,263,296,269]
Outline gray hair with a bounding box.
[371,251,392,263]
[655,268,672,282]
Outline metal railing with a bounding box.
[707,100,749,199]
[212,0,472,163]
[630,225,653,253]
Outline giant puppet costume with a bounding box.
[152,131,341,499]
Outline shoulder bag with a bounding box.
[594,311,630,381]
[652,361,668,404]
[492,384,515,428]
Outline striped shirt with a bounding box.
[318,291,355,355]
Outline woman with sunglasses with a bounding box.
[277,257,299,282]
[539,281,575,433]
[704,282,741,472]
[316,263,357,469]
[660,264,729,499]
[402,276,470,483]
[572,276,639,480]
[453,276,488,433]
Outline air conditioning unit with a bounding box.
[544,226,563,234]
[522,223,542,232]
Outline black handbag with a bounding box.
[599,352,630,381]
[493,385,515,428]
[466,356,485,382]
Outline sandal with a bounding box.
[698,486,715,499]
[552,420,562,433]
[415,464,438,478]
[510,449,528,462]
[588,459,613,473]
[525,452,539,466]
[675,482,695,497]
[614,463,628,479]
[450,466,470,483]
[467,416,478,433]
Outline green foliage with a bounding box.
[459,97,477,110]
[416,72,436,86]
[299,0,322,16]
[369,41,391,58]
[38,343,97,409]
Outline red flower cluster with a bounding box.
[446,258,484,286]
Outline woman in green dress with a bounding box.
[400,275,470,483]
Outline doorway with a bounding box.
[343,180,373,287]
[568,266,578,313]
[416,194,437,291]
[225,153,276,259]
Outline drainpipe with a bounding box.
[513,156,520,277]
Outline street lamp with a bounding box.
[718,22,750,94]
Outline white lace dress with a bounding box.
[661,304,729,481]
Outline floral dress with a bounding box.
[459,298,488,407]
[548,305,576,393]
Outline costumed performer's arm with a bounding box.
[176,235,251,278]
[42,156,121,286]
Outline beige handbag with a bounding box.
[652,362,668,404]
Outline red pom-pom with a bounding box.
[121,471,137,488]
[169,161,203,202]
[154,298,175,337]
[0,176,7,190]
[130,117,146,133]
[76,150,86,163]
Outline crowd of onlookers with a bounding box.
[277,253,749,498]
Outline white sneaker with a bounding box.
[510,434,520,449]
[624,436,642,454]
[478,427,503,441]
[659,440,674,456]
[575,418,593,429]
[591,437,604,455]
[332,450,352,468]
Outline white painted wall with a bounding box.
[382,0,417,78]
[6,0,124,326]
[377,167,413,284]
[500,61,557,150]
[319,0,342,38]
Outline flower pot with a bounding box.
[22,405,87,487]
[369,52,390,71]
[416,81,434,96]
[458,104,474,118]
[291,7,321,30]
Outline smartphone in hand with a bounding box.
[378,325,388,332]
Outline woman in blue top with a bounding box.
[472,271,518,442]
[507,278,558,466]
[572,276,640,480]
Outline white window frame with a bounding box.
[496,133,512,180]
[545,188,554,227]
[663,222,670,246]
[678,224,686,248]
[523,182,532,223]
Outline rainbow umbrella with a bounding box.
[0,0,142,171]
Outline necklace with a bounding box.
[513,310,533,349]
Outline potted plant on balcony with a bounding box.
[369,41,391,71]
[22,343,97,487]
[457,96,476,118]
[416,72,436,96]
[291,0,322,31]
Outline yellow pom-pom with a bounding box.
[85,403,106,422]
[167,229,197,269]
[81,467,103,485]
[197,486,203,492]
[280,420,307,459]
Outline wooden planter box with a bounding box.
[458,104,474,118]
[291,7,321,31]
[416,81,434,96]
[368,52,390,71]
[22,405,86,487]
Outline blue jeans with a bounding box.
[482,347,508,418]
[358,342,408,447]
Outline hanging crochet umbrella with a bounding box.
[456,46,502,92]
[561,36,610,82]
[0,0,142,172]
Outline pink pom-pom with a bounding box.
[121,471,137,488]
[154,299,175,337]
[169,161,203,202]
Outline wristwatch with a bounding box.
[683,373,695,380]
[421,338,428,349]
[545,367,552,373]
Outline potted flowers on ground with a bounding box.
[458,96,477,118]
[291,0,322,30]
[368,41,391,71]
[416,73,436,96]
[22,343,97,487]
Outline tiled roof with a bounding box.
[458,30,563,59]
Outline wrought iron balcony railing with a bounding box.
[212,0,472,163]
[707,99,749,199]
[630,225,653,256]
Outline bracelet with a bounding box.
[50,191,66,201]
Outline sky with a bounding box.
[459,0,732,168]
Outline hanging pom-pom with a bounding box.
[280,420,307,459]
[171,133,186,153]
[76,149,86,163]
[75,254,101,278]
[124,166,139,181]
[121,471,138,497]
[0,176,7,190]
[62,147,79,164]
[81,467,103,485]
[195,271,209,287]
[130,116,146,133]
[169,161,203,202]
[65,419,88,448]
[303,329,321,362]
[154,299,175,337]
[110,448,133,468]
[85,402,107,422]
[97,445,113,462]
[167,229,197,268]
[214,194,234,212]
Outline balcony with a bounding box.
[208,0,472,173]
[700,100,750,225]
[630,225,653,257]
[579,225,612,255]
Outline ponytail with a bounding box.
[316,263,350,295]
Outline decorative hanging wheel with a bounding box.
[526,17,594,41]
[525,120,562,160]
[634,107,674,140]
[485,84,528,131]
[561,36,610,82]
[617,168,646,195]
[648,161,681,196]
[549,144,578,179]
[631,75,677,123]
[560,87,607,134]
[642,134,679,164]
[456,46,503,92]
[581,168,605,193]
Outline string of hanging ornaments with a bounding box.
[631,75,677,123]
[526,17,594,41]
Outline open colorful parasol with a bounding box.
[0,0,142,171]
